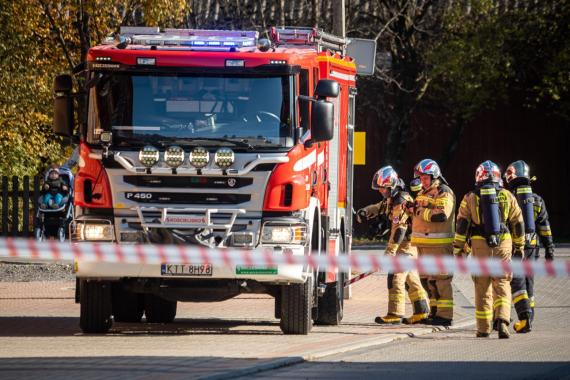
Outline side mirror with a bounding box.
[53,74,74,138]
[314,79,339,98]
[310,100,334,142]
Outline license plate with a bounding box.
[161,263,213,276]
[164,215,206,224]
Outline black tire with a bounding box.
[79,280,112,333]
[315,273,344,325]
[144,294,177,323]
[112,284,144,323]
[315,233,346,325]
[280,276,313,335]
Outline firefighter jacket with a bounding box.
[411,180,455,247]
[453,187,525,252]
[510,185,554,249]
[385,191,415,255]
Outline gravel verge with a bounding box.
[0,262,74,282]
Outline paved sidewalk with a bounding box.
[0,271,474,379]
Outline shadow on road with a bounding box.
[0,316,286,337]
[249,361,570,380]
[0,355,295,380]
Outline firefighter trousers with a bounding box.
[387,263,430,317]
[471,238,513,334]
[419,275,436,316]
[417,245,454,320]
[510,247,537,321]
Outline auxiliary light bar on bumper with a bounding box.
[112,152,288,176]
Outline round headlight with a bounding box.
[214,148,235,169]
[164,145,185,168]
[188,147,210,169]
[139,145,159,168]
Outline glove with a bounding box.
[545,246,554,261]
[356,209,368,224]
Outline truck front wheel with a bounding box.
[79,279,113,333]
[144,294,177,323]
[280,275,313,335]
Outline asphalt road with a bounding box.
[245,250,570,380]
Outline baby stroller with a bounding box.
[34,166,75,242]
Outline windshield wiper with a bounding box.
[158,137,255,150]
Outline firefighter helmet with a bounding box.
[414,159,441,179]
[475,160,501,184]
[371,166,399,191]
[504,160,530,183]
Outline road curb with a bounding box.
[199,318,476,380]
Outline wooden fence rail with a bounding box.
[0,175,42,237]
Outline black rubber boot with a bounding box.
[514,312,532,333]
[374,314,403,325]
[424,316,453,327]
[498,320,510,339]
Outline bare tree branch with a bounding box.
[37,0,75,71]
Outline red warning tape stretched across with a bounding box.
[0,238,568,278]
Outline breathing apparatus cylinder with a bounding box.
[515,186,536,234]
[479,184,501,247]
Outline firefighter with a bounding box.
[453,160,524,339]
[410,159,456,326]
[504,160,555,333]
[409,177,433,314]
[363,166,430,325]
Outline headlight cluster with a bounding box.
[75,222,115,241]
[261,224,307,245]
[138,145,234,169]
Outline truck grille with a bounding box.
[125,192,251,204]
[124,176,253,189]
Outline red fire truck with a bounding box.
[53,26,369,335]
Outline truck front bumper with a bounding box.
[75,245,308,284]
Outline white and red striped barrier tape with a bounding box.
[344,270,376,286]
[0,238,568,278]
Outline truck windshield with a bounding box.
[88,73,294,149]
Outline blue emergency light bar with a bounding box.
[103,27,259,51]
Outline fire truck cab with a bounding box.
[53,26,366,335]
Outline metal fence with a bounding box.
[0,176,42,237]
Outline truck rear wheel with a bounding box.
[144,294,177,323]
[315,234,346,325]
[315,273,344,325]
[274,293,282,319]
[79,280,112,333]
[280,276,313,335]
[112,284,144,323]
